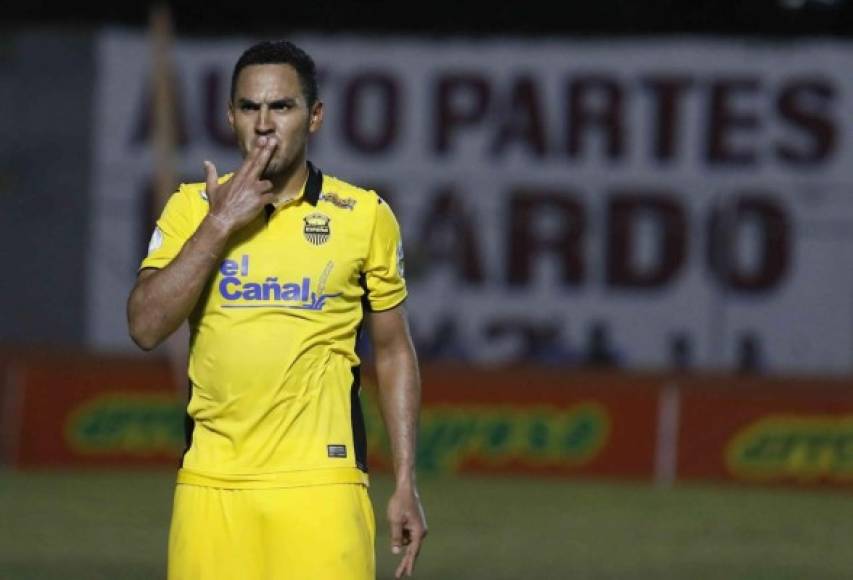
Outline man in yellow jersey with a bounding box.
[127,40,427,579]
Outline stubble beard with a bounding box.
[262,153,300,184]
[262,150,299,181]
[261,155,284,181]
[260,158,279,181]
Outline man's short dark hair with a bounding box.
[230,40,319,107]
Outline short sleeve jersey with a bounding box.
[140,162,406,488]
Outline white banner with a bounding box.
[90,30,853,374]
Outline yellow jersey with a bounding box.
[140,162,406,488]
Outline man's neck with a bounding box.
[269,158,309,204]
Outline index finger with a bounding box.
[400,529,425,577]
[230,136,264,180]
[395,549,417,578]
[244,136,277,179]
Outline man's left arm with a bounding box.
[369,304,428,579]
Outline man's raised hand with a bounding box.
[204,135,277,234]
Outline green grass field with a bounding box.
[1,469,851,579]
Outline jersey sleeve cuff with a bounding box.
[366,292,407,313]
[138,257,168,272]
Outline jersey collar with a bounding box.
[270,160,323,209]
[304,160,322,206]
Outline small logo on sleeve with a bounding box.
[327,444,348,458]
[397,240,405,278]
[147,227,164,255]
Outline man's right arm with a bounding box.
[127,214,232,351]
[128,136,278,351]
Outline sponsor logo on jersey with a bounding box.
[319,192,356,210]
[217,255,340,310]
[327,444,348,458]
[304,213,331,245]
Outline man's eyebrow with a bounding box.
[235,97,297,108]
[269,98,297,107]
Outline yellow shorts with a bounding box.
[167,483,375,580]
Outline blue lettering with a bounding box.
[243,283,262,300]
[241,255,249,276]
[219,277,242,299]
[218,273,323,307]
[263,277,281,301]
[281,283,301,301]
[220,259,238,276]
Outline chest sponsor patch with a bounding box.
[217,255,341,310]
[304,213,331,245]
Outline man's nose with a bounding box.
[255,107,274,135]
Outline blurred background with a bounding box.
[3,1,853,578]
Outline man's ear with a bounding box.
[309,101,325,134]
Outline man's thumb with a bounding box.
[203,161,218,197]
[390,519,403,554]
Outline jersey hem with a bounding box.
[176,466,370,489]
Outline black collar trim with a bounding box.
[305,160,322,206]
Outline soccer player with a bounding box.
[127,40,427,579]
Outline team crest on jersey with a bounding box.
[319,192,356,211]
[304,213,331,245]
